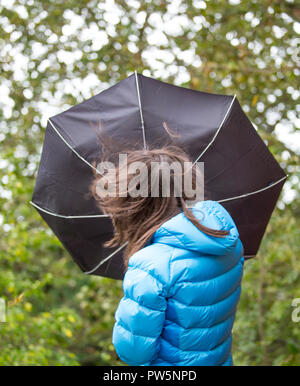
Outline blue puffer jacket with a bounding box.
[112,200,244,366]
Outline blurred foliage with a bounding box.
[0,0,299,366]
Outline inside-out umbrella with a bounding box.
[31,71,287,280]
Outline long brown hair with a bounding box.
[90,141,229,273]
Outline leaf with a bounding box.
[252,95,259,106]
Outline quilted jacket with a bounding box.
[112,200,244,366]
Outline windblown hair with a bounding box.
[90,122,229,273]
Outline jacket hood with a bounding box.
[150,200,241,256]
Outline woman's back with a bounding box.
[112,200,244,366]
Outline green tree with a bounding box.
[0,0,299,365]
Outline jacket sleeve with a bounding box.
[112,259,168,366]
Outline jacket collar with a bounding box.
[149,200,240,256]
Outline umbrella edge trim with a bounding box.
[84,241,128,275]
[29,200,109,218]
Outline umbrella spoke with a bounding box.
[216,175,287,204]
[48,118,103,175]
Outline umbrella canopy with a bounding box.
[31,71,287,280]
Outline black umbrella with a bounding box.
[31,71,287,280]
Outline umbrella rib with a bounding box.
[192,94,236,165]
[47,118,103,175]
[186,175,287,207]
[216,175,287,203]
[84,241,128,275]
[29,200,109,218]
[134,70,147,149]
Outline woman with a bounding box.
[91,145,244,366]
